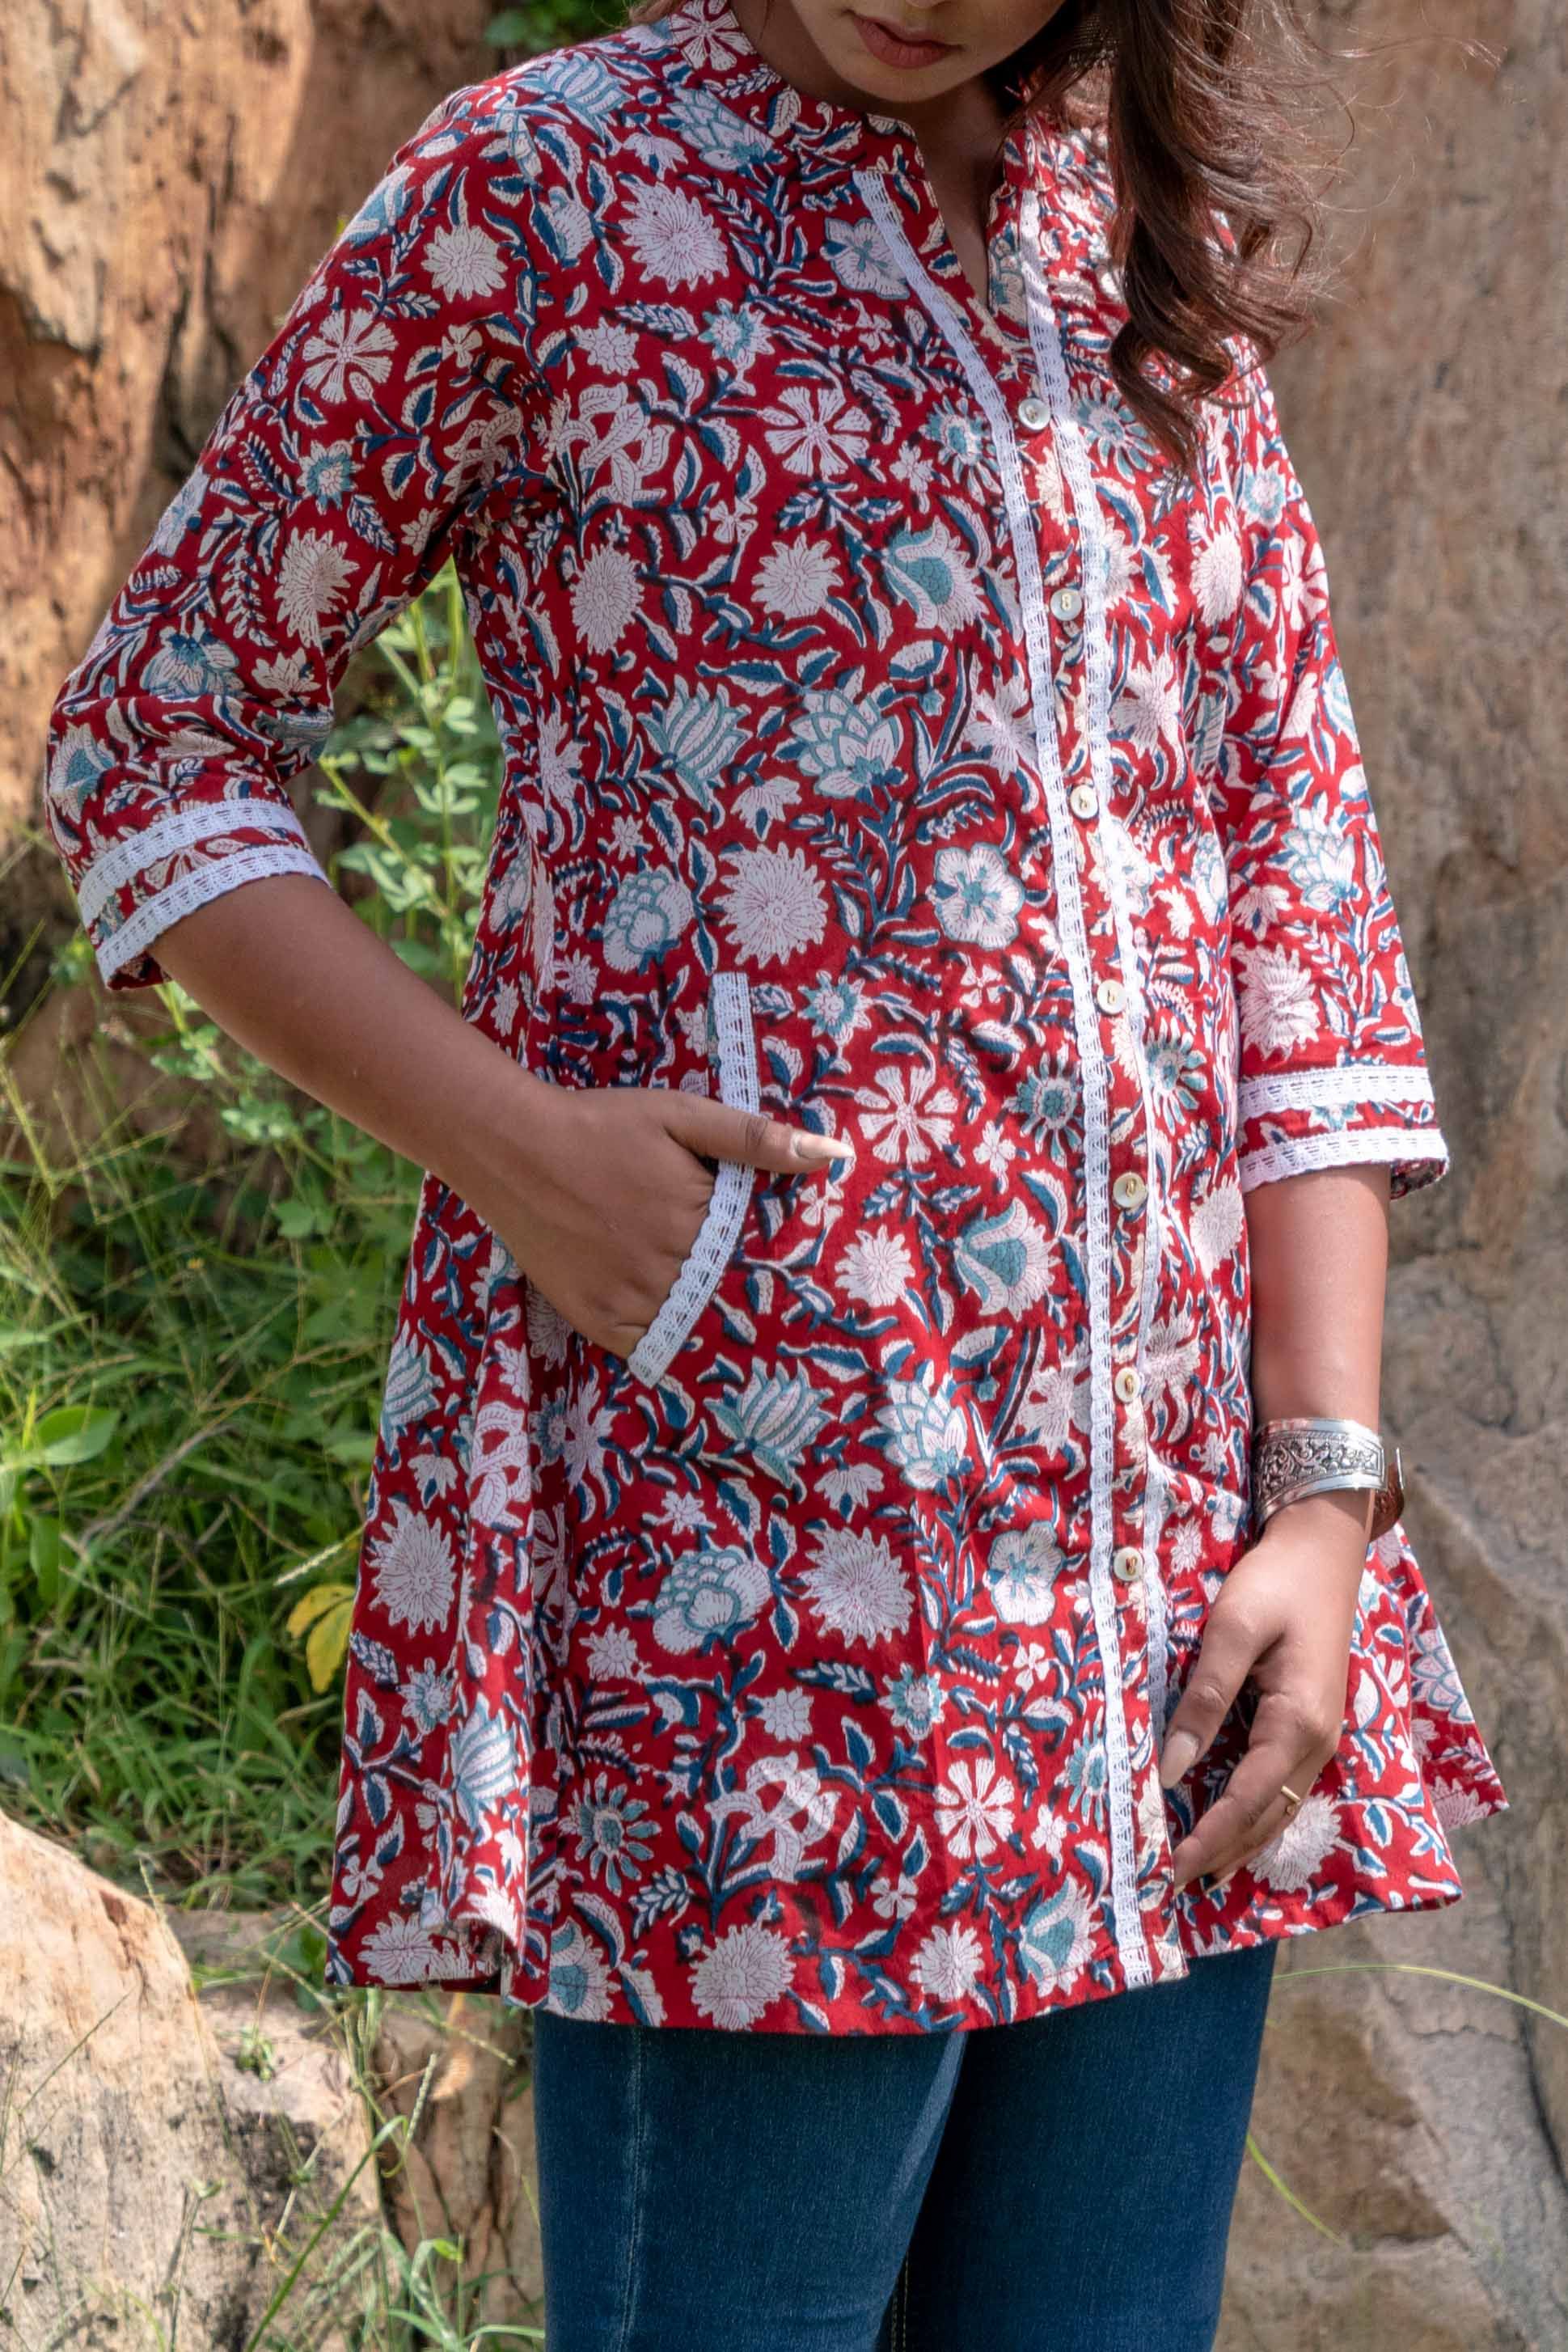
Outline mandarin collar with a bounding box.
[653,0,1044,193]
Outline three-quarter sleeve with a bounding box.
[1201,353,1449,1201]
[43,82,556,992]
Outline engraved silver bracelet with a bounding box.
[1252,1415,1403,1541]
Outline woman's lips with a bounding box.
[849,11,957,68]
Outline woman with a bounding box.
[43,0,1508,2340]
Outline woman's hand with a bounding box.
[139,874,854,1366]
[1160,1487,1373,1892]
[497,1080,853,1360]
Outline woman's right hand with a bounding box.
[497,1078,855,1360]
[133,873,851,1364]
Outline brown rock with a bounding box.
[0,1817,380,2350]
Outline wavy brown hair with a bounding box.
[616,0,1481,479]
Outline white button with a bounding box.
[1095,977,1126,1016]
[1017,396,1051,430]
[1069,784,1098,820]
[1112,1546,1143,1583]
[1050,586,1084,621]
[1112,1170,1147,1211]
[1113,1364,1140,1404]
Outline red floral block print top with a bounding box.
[44,0,1507,2033]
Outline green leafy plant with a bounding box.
[0,561,497,1910]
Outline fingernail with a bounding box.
[792,1132,854,1163]
[1159,1731,1199,1790]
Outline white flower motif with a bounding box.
[985,1519,1064,1625]
[1144,1313,1202,1430]
[359,1916,472,1985]
[873,1871,920,1921]
[1192,522,1243,625]
[1236,944,1322,1058]
[276,531,354,646]
[571,543,643,654]
[837,1225,916,1309]
[759,383,872,478]
[1190,1174,1245,1277]
[800,1529,914,1644]
[758,1687,814,1741]
[1250,1791,1342,1892]
[716,843,828,964]
[1170,1514,1205,1577]
[934,1755,1016,1861]
[1013,1346,1093,1453]
[587,1625,643,1679]
[1430,1777,1491,1830]
[1112,654,1181,755]
[424,223,505,298]
[367,1499,456,1632]
[300,307,396,404]
[754,533,842,617]
[855,1062,959,1166]
[912,1921,986,2001]
[690,1922,794,2028]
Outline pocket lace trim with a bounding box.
[625,970,759,1387]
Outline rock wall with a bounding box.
[0,1815,384,2350]
[1220,2,1568,2342]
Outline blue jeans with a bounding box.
[531,1937,1278,2350]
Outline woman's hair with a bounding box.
[618,0,1435,478]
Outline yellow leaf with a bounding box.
[305,1595,356,1693]
[286,1580,356,1638]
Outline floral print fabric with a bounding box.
[44,0,1507,2032]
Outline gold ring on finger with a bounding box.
[1278,1782,1304,1810]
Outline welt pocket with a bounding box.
[623,968,759,1389]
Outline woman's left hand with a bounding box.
[1160,1487,1373,1892]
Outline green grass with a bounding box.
[2,566,496,1918]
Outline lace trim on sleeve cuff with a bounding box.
[95,843,332,984]
[1237,1127,1450,1197]
[76,799,315,931]
[1237,1064,1435,1123]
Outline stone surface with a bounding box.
[1218,1,1568,2341]
[0,1816,381,2351]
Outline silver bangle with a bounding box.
[1252,1415,1403,1540]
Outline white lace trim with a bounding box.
[860,168,1149,1992]
[1237,1127,1451,1194]
[95,843,332,984]
[626,969,759,1387]
[77,797,314,930]
[1019,187,1168,1968]
[1238,1064,1435,1122]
